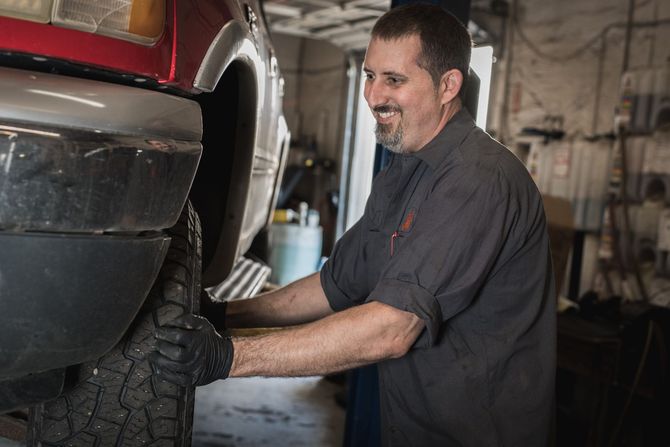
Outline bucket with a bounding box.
[269,223,323,285]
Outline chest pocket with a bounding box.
[371,156,430,256]
[391,207,418,257]
[389,173,431,257]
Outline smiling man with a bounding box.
[365,34,463,154]
[150,4,556,446]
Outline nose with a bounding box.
[364,78,387,110]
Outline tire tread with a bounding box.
[28,203,201,447]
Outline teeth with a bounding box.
[379,111,397,119]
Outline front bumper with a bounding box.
[0,66,202,382]
[0,123,200,232]
[0,231,169,380]
[0,66,202,232]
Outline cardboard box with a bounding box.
[543,195,575,294]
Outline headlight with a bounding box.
[0,0,53,23]
[52,0,165,45]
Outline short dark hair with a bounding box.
[371,3,472,95]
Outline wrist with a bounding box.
[209,333,234,382]
[218,335,234,380]
[227,337,242,378]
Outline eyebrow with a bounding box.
[363,67,407,78]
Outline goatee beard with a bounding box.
[375,121,405,154]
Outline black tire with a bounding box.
[28,202,202,446]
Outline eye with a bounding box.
[387,76,403,85]
[365,72,374,81]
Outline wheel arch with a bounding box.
[190,20,263,287]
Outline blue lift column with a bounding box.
[343,1,473,446]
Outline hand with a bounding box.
[149,314,234,387]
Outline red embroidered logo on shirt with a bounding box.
[401,208,416,232]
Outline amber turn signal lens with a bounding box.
[129,0,165,39]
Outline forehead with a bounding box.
[364,34,423,73]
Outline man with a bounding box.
[150,4,556,446]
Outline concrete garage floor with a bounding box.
[0,376,345,446]
[194,376,345,446]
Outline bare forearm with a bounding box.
[229,301,424,377]
[226,273,333,328]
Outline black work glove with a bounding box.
[149,314,234,387]
[199,289,228,331]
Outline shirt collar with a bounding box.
[413,108,475,170]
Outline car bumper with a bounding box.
[0,231,170,380]
[0,67,202,380]
[0,66,202,232]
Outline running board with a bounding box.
[206,257,271,302]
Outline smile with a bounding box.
[373,107,401,123]
[378,110,398,119]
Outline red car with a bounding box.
[0,1,289,444]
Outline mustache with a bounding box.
[372,105,401,114]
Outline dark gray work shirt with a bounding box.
[321,110,556,446]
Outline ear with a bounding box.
[438,69,463,105]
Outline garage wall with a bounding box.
[273,33,349,163]
[481,0,670,300]
[273,33,302,141]
[487,0,670,142]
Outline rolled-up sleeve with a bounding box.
[367,167,516,347]
[368,278,443,347]
[320,218,370,311]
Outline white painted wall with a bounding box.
[273,34,349,163]
[488,0,670,143]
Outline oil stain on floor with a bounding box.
[192,376,345,447]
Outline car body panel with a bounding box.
[193,14,287,269]
[0,13,174,83]
[0,0,241,91]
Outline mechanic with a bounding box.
[150,4,556,446]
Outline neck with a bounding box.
[403,99,463,154]
[437,98,462,133]
[411,99,461,152]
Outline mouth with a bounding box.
[373,106,401,123]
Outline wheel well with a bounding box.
[190,60,258,287]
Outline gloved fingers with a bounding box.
[162,313,209,330]
[148,351,199,375]
[152,363,193,387]
[154,339,192,362]
[154,326,194,347]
